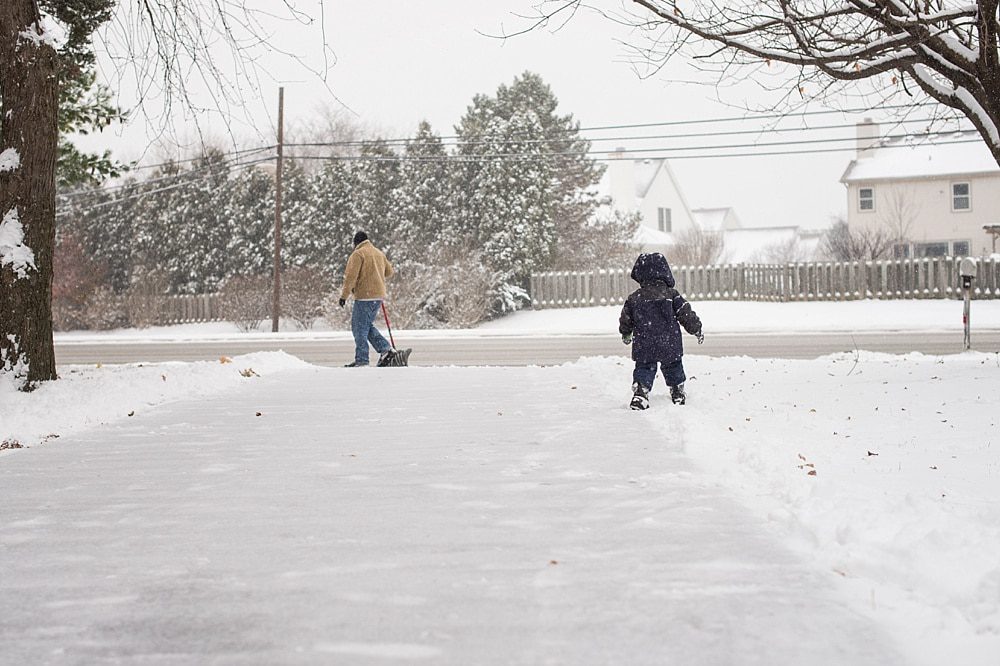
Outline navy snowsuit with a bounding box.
[619,253,702,390]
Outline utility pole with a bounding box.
[271,86,285,333]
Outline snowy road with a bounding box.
[0,364,903,665]
[53,329,1000,367]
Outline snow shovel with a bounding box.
[378,302,411,367]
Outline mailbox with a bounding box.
[959,257,977,290]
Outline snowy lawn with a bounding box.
[1,351,999,664]
[52,299,1000,341]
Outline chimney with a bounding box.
[608,147,637,209]
[856,118,880,159]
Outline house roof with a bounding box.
[841,131,999,183]
[634,159,663,198]
[633,224,674,247]
[692,207,741,232]
[722,226,818,264]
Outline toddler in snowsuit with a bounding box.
[619,253,703,410]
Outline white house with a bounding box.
[603,150,822,264]
[605,149,700,240]
[841,121,1000,257]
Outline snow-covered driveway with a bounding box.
[0,362,901,665]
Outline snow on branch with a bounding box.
[525,0,1000,163]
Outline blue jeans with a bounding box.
[351,300,391,364]
[633,359,686,391]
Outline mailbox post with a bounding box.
[959,257,977,350]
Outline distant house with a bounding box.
[603,150,821,264]
[605,149,699,241]
[840,121,1000,257]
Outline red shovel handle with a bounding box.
[381,301,396,349]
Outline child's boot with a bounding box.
[630,383,650,410]
[669,383,686,405]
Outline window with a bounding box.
[859,187,874,211]
[892,243,910,259]
[657,207,672,232]
[951,240,970,257]
[915,242,949,258]
[952,182,970,211]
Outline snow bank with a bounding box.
[481,300,1000,335]
[581,351,1000,663]
[0,351,310,450]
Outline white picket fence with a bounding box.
[530,257,1000,309]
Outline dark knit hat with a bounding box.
[353,231,368,246]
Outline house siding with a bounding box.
[846,174,1000,256]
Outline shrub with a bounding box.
[52,232,110,331]
[282,266,331,330]
[219,274,271,332]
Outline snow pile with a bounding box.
[0,352,309,449]
[588,351,999,663]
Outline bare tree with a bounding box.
[880,185,921,244]
[669,226,725,267]
[822,219,894,260]
[1,1,331,390]
[756,236,811,264]
[524,1,1000,165]
[549,208,641,270]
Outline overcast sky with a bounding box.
[86,1,930,230]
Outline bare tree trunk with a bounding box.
[0,1,59,389]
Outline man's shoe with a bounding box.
[669,383,686,405]
[376,349,396,367]
[344,360,368,367]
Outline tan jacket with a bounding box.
[340,240,394,300]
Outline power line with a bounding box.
[283,102,940,148]
[282,133,981,163]
[284,116,955,151]
[56,156,275,218]
[57,146,277,200]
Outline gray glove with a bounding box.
[696,330,705,345]
[622,332,633,345]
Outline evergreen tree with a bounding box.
[281,160,325,269]
[165,150,231,293]
[466,110,555,312]
[395,121,454,263]
[454,72,606,310]
[307,159,355,276]
[346,141,403,256]
[225,166,275,280]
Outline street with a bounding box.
[54,330,1000,367]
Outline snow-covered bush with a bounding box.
[382,241,502,328]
